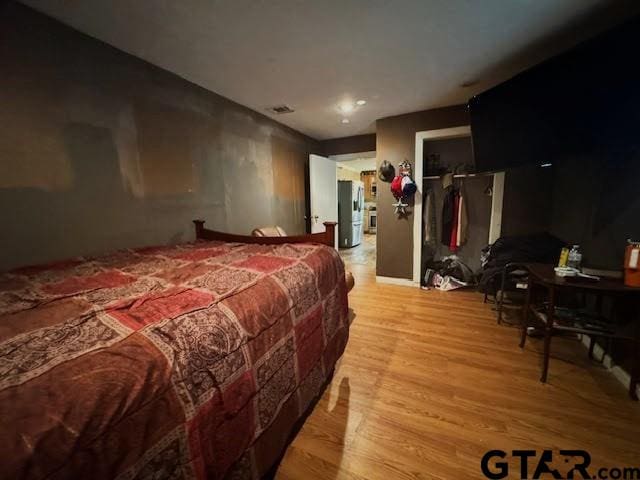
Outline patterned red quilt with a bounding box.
[0,240,349,479]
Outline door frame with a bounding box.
[330,150,376,252]
[413,126,504,285]
[308,153,338,245]
[414,127,470,284]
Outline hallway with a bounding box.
[338,233,376,269]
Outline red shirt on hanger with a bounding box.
[449,191,459,252]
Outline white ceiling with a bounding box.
[337,157,377,173]
[22,0,638,140]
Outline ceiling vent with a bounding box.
[267,105,295,114]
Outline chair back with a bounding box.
[251,226,288,237]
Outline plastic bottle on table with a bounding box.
[567,245,582,270]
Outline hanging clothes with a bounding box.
[440,173,456,246]
[441,185,455,246]
[423,187,436,246]
[456,189,468,247]
[449,192,460,252]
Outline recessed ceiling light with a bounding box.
[341,118,350,124]
[356,100,366,106]
[267,104,295,114]
[460,79,479,88]
[339,102,354,114]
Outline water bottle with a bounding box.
[567,245,582,270]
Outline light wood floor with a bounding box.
[276,262,640,479]
[338,233,376,268]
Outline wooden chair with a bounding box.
[251,226,288,238]
[496,263,529,324]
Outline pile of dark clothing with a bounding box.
[478,232,565,295]
[424,255,475,290]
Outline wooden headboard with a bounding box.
[193,220,337,248]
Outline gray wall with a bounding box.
[501,164,554,237]
[321,134,376,157]
[423,136,474,176]
[548,153,640,372]
[549,153,640,270]
[498,153,640,271]
[374,102,638,279]
[376,105,470,279]
[0,3,319,271]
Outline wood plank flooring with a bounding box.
[276,262,640,479]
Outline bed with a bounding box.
[0,221,349,479]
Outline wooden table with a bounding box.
[519,263,640,400]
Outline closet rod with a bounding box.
[422,172,493,180]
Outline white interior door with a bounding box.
[309,154,337,242]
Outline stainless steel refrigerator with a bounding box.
[338,180,364,248]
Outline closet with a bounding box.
[419,135,500,283]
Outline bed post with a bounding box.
[193,219,205,239]
[323,221,337,248]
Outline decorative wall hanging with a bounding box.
[391,160,417,216]
[398,160,412,177]
[378,160,395,182]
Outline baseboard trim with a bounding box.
[579,334,640,398]
[375,275,419,287]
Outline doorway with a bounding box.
[413,126,504,285]
[331,151,377,269]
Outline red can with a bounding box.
[624,241,640,287]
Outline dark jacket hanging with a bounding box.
[441,185,456,246]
